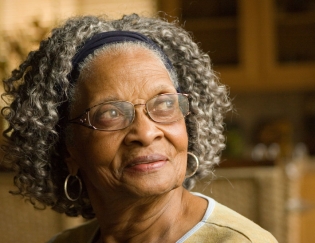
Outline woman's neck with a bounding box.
[92,187,207,243]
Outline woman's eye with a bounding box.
[102,109,120,118]
[165,100,174,107]
[97,108,123,121]
[90,102,134,129]
[92,105,125,127]
[155,99,175,110]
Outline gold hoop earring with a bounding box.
[64,174,82,201]
[185,152,199,178]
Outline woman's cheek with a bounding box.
[72,129,122,167]
[163,121,188,151]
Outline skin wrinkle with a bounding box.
[73,47,175,117]
[96,192,186,243]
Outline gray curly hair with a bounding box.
[1,14,231,219]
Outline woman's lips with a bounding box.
[124,154,168,173]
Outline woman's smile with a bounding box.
[124,153,168,173]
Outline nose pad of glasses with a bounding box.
[132,103,149,119]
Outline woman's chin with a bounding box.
[120,170,183,198]
[124,184,181,199]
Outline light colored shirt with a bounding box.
[48,192,278,243]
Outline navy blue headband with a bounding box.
[70,30,174,83]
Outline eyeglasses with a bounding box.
[68,93,190,131]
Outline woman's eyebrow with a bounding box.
[151,84,176,93]
[90,95,122,106]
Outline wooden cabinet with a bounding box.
[286,159,315,243]
[300,171,315,243]
[158,0,315,93]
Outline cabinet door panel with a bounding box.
[300,172,315,243]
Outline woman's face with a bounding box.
[66,46,188,201]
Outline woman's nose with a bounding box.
[123,106,164,146]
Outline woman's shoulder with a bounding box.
[184,192,278,243]
[46,219,99,243]
[204,200,278,242]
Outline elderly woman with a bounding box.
[2,14,277,243]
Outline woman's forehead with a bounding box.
[73,47,176,106]
[88,47,171,82]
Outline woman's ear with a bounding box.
[64,147,80,175]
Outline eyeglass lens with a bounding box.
[89,94,189,131]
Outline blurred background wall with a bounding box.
[1,0,315,243]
